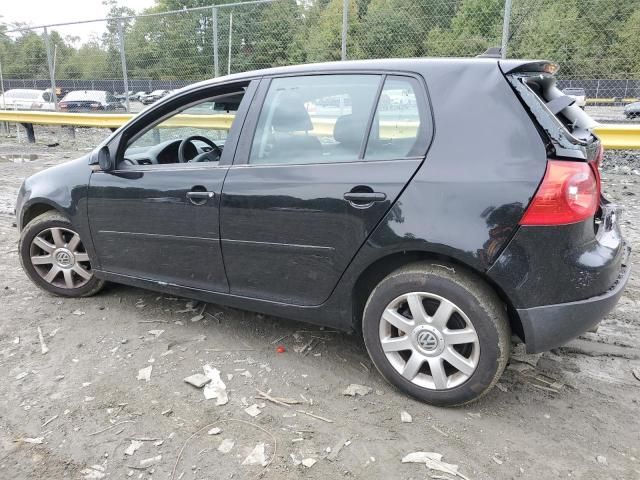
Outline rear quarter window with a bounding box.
[365,76,430,161]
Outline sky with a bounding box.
[1,0,157,41]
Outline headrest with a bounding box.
[271,94,314,132]
[333,114,366,148]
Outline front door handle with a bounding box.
[186,190,214,205]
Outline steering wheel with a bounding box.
[177,135,222,163]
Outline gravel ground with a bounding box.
[0,128,639,480]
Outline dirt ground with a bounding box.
[0,126,639,480]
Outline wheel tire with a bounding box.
[362,262,510,406]
[19,211,105,297]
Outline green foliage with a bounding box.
[0,0,638,82]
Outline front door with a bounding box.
[220,74,432,305]
[88,82,255,292]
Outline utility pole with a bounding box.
[500,0,513,59]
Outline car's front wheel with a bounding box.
[362,262,510,406]
[19,212,105,297]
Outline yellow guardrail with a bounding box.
[586,98,638,105]
[0,110,638,149]
[593,124,640,150]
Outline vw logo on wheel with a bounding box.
[55,249,74,267]
[416,330,438,351]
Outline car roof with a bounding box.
[177,57,546,92]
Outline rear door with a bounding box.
[220,73,432,306]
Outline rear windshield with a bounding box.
[506,72,598,159]
[63,90,106,102]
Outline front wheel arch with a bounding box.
[20,202,58,232]
[351,251,524,342]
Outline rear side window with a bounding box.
[249,74,381,165]
[365,76,427,161]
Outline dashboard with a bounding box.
[121,138,221,167]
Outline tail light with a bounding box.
[589,143,604,195]
[90,103,102,110]
[520,160,599,226]
[59,103,68,110]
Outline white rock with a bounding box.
[22,437,44,444]
[139,455,162,467]
[183,373,211,388]
[596,455,608,465]
[207,427,222,435]
[244,404,262,417]
[81,465,105,479]
[400,411,412,423]
[148,329,164,337]
[301,458,317,468]
[124,440,143,456]
[202,365,228,405]
[190,314,204,322]
[15,372,28,380]
[218,438,234,454]
[242,442,267,466]
[402,451,462,477]
[137,366,153,382]
[342,384,372,396]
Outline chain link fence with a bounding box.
[1,0,639,112]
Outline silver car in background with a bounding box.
[0,89,55,110]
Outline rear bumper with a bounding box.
[516,245,631,353]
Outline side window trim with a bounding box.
[233,71,432,167]
[232,77,272,166]
[358,74,387,160]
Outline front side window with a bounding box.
[122,89,245,167]
[249,75,381,165]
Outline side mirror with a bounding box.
[98,146,114,171]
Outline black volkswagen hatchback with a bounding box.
[16,59,630,406]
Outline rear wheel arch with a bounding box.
[351,250,524,342]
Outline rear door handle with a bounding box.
[186,190,215,205]
[343,192,387,204]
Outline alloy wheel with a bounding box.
[379,292,480,390]
[29,227,93,289]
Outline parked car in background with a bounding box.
[624,101,640,119]
[562,87,587,108]
[15,58,629,406]
[140,89,171,105]
[130,91,148,101]
[0,89,55,110]
[114,91,134,101]
[58,90,126,112]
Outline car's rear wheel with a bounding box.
[362,262,510,406]
[19,212,105,297]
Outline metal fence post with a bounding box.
[341,0,348,61]
[117,19,130,112]
[500,0,513,59]
[213,6,220,77]
[227,12,233,75]
[43,26,58,109]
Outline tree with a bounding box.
[424,0,503,57]
[305,0,358,62]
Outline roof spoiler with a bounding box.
[501,60,560,75]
